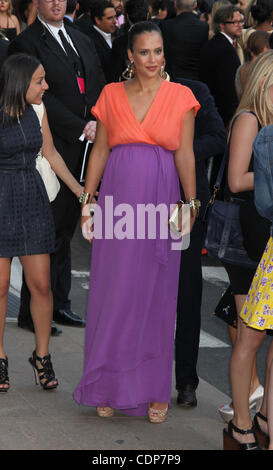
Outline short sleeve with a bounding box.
[91,85,110,130]
[182,86,200,117]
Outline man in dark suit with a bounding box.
[160,0,209,80]
[8,0,105,334]
[63,0,80,28]
[77,0,117,83]
[175,77,226,406]
[0,36,8,71]
[199,4,243,127]
[110,0,149,82]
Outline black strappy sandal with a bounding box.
[223,420,261,450]
[0,357,9,392]
[28,350,58,391]
[253,412,269,449]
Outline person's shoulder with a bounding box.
[112,32,128,48]
[160,16,177,29]
[10,14,20,25]
[11,17,41,41]
[166,81,193,95]
[233,111,259,132]
[235,111,259,124]
[65,22,92,42]
[175,78,209,96]
[101,82,123,96]
[211,33,232,47]
[202,33,232,55]
[8,18,41,54]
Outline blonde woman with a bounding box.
[0,0,20,41]
[223,50,273,450]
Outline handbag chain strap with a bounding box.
[203,114,242,222]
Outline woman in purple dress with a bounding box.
[73,21,200,423]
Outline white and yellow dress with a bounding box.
[240,237,273,331]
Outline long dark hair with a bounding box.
[251,0,273,24]
[128,20,163,52]
[0,53,41,123]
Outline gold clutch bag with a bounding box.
[168,200,191,237]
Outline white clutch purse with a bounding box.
[36,151,60,202]
[32,103,60,202]
[168,200,191,237]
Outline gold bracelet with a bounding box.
[79,191,90,204]
[187,198,201,214]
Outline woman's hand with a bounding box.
[81,205,94,243]
[75,184,84,199]
[81,216,93,243]
[83,121,97,142]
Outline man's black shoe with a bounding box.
[17,315,62,337]
[53,309,86,327]
[177,385,197,407]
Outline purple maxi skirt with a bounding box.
[73,143,181,416]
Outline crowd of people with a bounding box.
[0,0,273,451]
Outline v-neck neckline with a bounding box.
[122,80,165,126]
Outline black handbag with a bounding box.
[213,285,237,328]
[204,127,257,269]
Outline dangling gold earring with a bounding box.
[122,60,135,80]
[160,63,170,81]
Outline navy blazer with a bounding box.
[176,78,227,217]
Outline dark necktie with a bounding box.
[58,29,79,65]
[58,29,85,95]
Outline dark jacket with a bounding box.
[76,14,113,83]
[160,12,209,80]
[110,32,128,82]
[199,32,240,127]
[63,16,81,30]
[176,77,227,217]
[86,26,112,83]
[0,37,8,72]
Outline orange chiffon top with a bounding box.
[91,81,200,151]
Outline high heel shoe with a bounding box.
[28,350,58,391]
[148,406,168,424]
[253,412,269,449]
[218,384,264,423]
[96,407,115,417]
[223,420,261,450]
[0,357,9,392]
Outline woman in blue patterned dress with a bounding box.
[0,54,82,392]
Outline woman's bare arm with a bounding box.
[228,112,259,194]
[82,119,110,200]
[174,108,197,229]
[41,106,83,198]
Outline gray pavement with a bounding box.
[1,225,231,451]
[1,323,228,451]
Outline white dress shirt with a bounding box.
[38,15,79,55]
[93,25,112,48]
